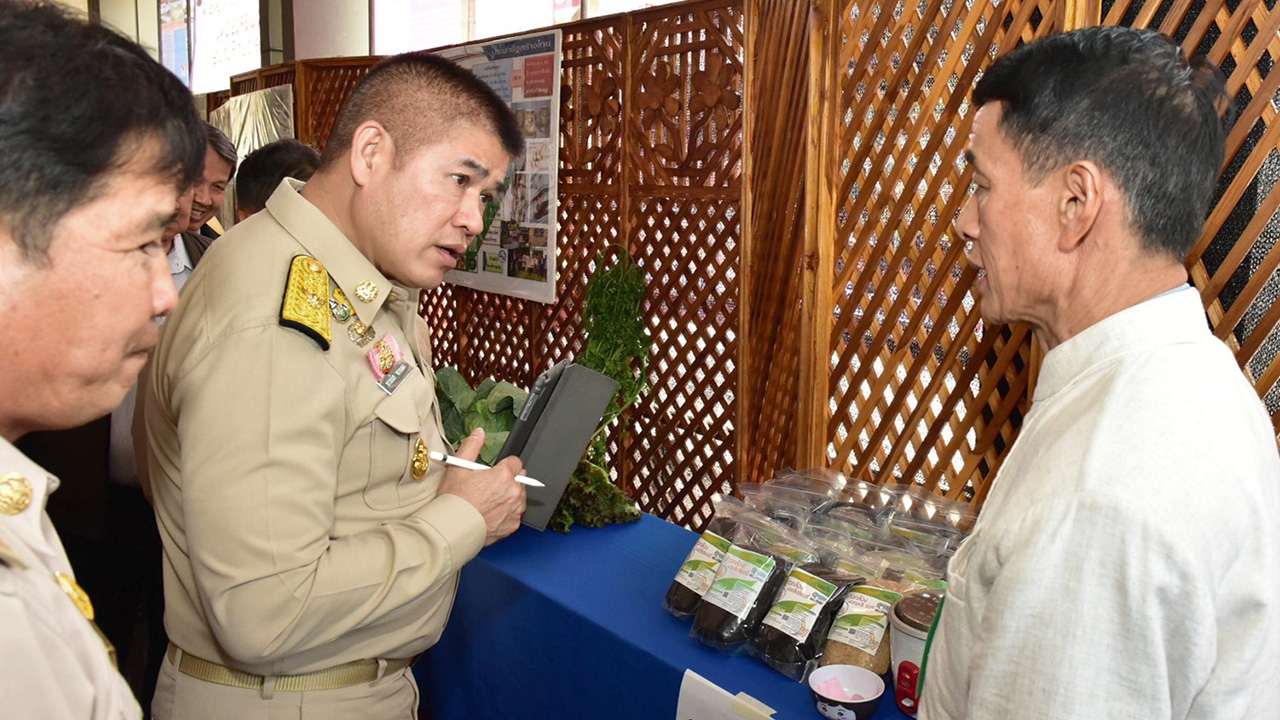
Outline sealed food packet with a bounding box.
[691,517,819,654]
[820,543,944,674]
[664,495,766,619]
[742,482,825,531]
[748,555,863,681]
[664,528,733,619]
[769,467,848,496]
[829,478,902,526]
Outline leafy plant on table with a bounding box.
[435,370,528,465]
[546,247,651,533]
[432,247,650,533]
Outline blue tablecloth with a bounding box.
[417,513,909,720]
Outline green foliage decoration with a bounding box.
[574,247,652,466]
[432,246,649,533]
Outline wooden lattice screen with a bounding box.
[803,0,1280,509]
[423,0,749,530]
[217,0,1277,530]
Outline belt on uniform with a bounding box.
[167,643,415,692]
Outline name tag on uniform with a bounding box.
[378,361,411,395]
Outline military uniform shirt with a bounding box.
[0,439,141,720]
[143,179,487,677]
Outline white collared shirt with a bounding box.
[107,237,196,485]
[168,233,194,291]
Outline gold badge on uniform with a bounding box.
[348,320,377,348]
[55,571,95,620]
[55,571,118,667]
[0,472,32,515]
[330,287,353,323]
[367,334,403,380]
[355,281,379,304]
[412,439,430,480]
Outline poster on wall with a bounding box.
[159,0,190,87]
[190,0,261,94]
[436,30,561,304]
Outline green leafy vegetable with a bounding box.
[435,370,527,465]
[432,246,649,533]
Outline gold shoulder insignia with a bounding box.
[280,255,331,350]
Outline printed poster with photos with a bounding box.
[437,30,561,304]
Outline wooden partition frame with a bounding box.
[798,0,1280,508]
[218,0,1279,529]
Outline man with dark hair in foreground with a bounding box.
[144,52,528,719]
[0,1,205,718]
[920,27,1280,720]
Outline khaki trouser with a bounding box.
[151,648,420,720]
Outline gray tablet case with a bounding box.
[499,362,619,530]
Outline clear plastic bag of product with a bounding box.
[812,507,896,545]
[740,482,826,530]
[830,478,901,526]
[888,484,978,535]
[690,517,819,654]
[664,494,767,620]
[748,548,864,681]
[820,546,944,674]
[768,467,848,497]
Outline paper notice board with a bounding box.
[436,30,562,304]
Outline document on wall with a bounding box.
[435,30,562,304]
[675,670,776,720]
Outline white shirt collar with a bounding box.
[169,235,194,274]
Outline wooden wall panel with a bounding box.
[223,0,1276,527]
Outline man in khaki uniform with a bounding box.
[0,2,206,718]
[142,53,527,720]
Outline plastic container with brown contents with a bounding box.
[663,494,770,619]
[748,560,863,682]
[690,517,819,654]
[820,549,943,674]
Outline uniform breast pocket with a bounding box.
[361,373,431,511]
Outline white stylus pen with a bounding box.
[428,451,545,488]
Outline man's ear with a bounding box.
[1059,160,1104,252]
[348,120,392,188]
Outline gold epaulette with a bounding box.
[280,255,331,350]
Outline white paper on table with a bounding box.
[675,669,777,720]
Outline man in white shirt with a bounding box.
[919,27,1280,720]
[0,2,205,718]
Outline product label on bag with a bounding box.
[826,584,902,652]
[674,531,732,595]
[760,566,838,642]
[702,545,776,619]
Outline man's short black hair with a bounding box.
[204,122,239,180]
[0,0,205,261]
[973,26,1228,259]
[319,52,524,170]
[236,138,321,215]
